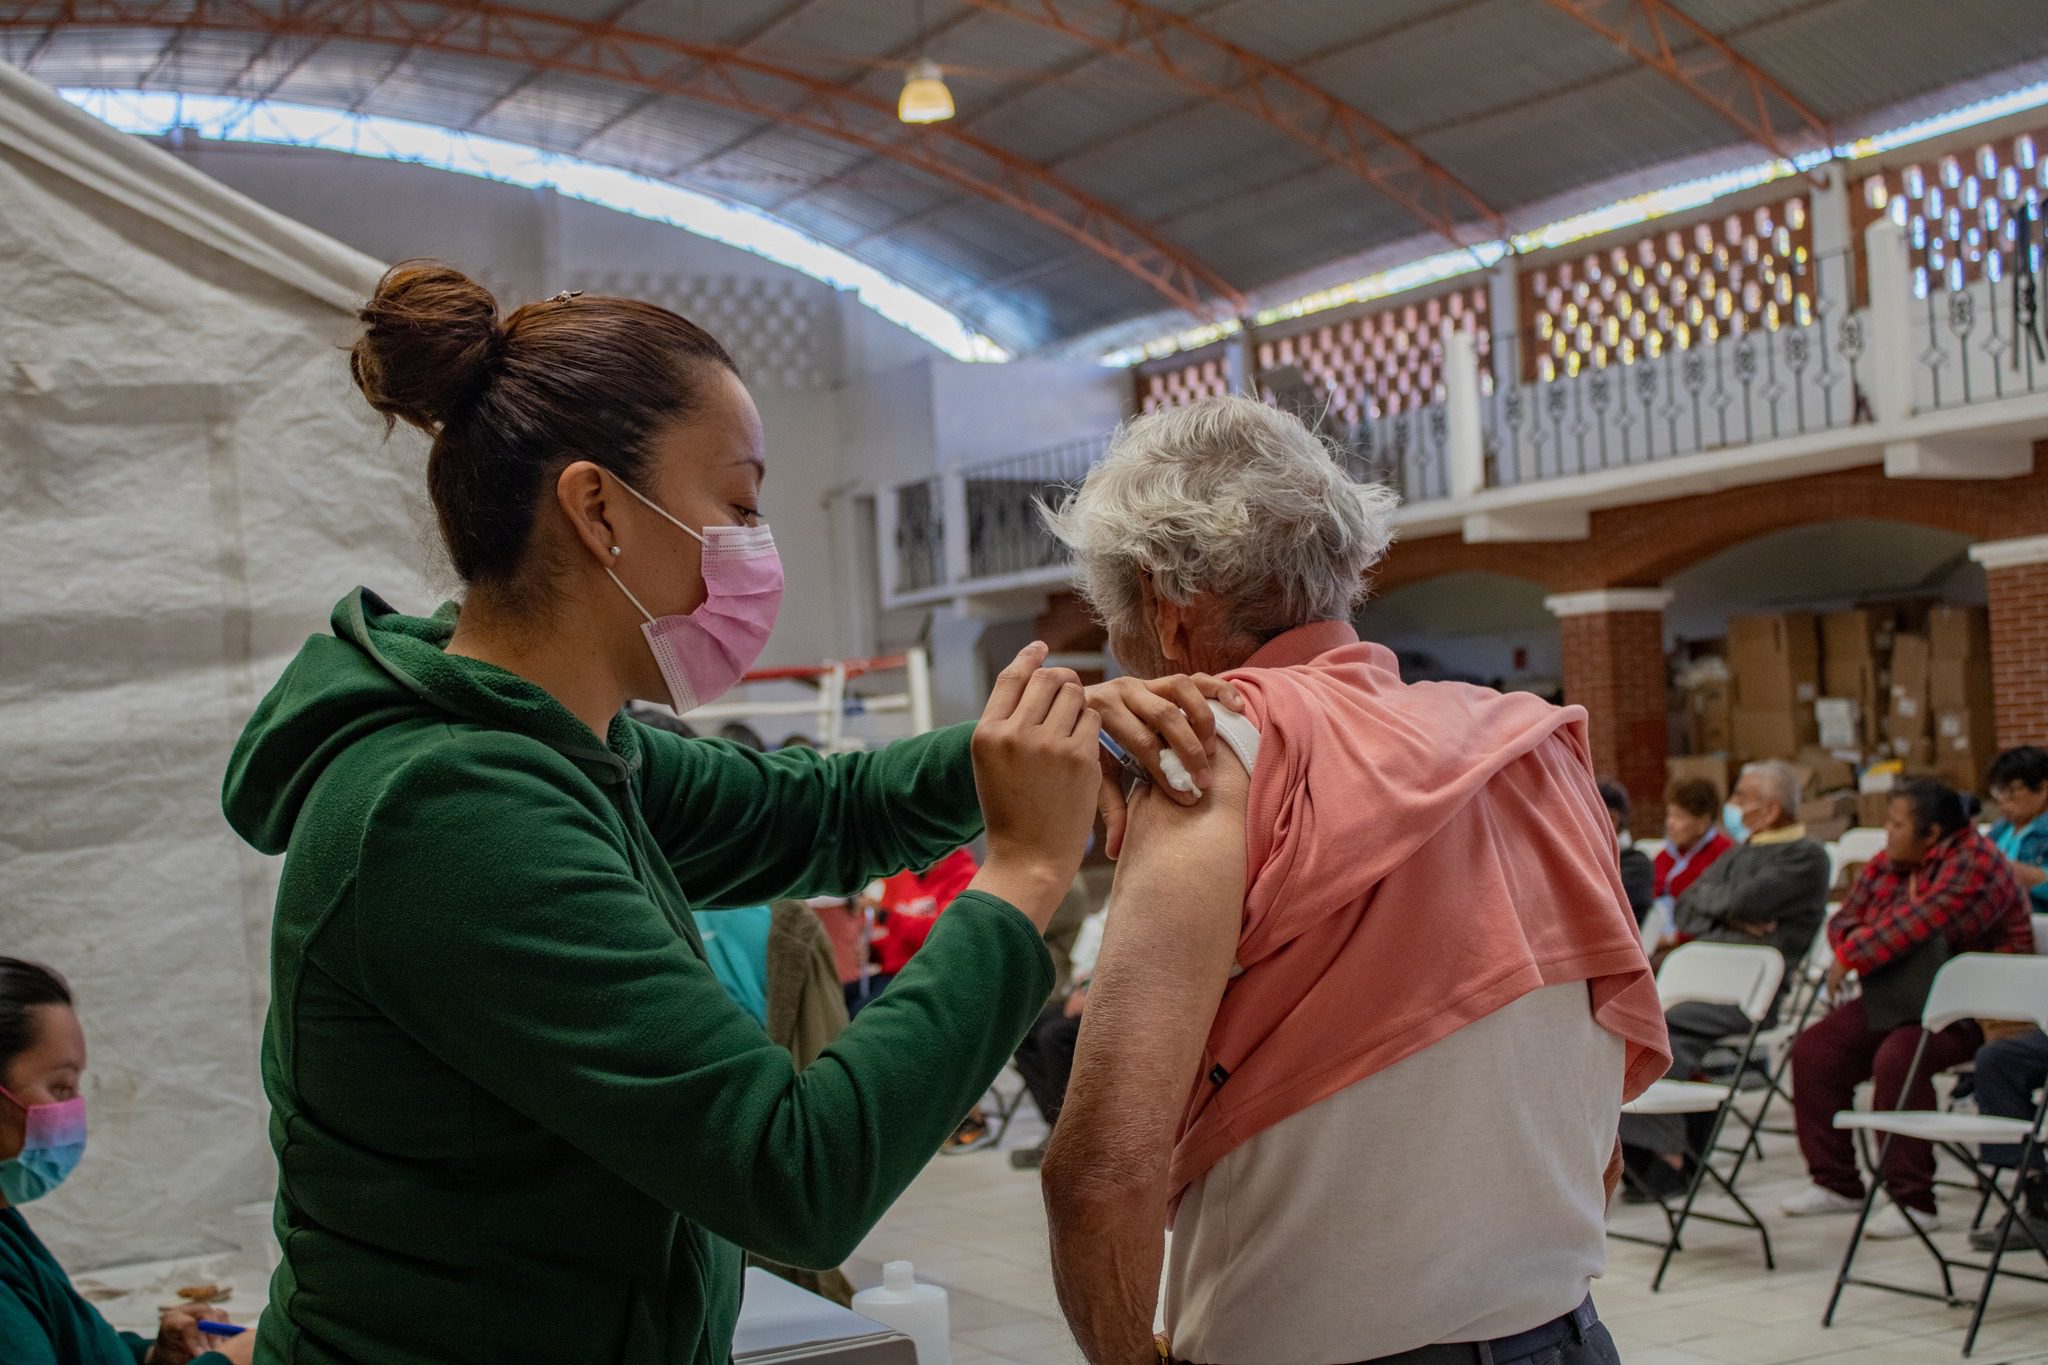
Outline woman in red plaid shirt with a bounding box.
[1782,779,2034,1238]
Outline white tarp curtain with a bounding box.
[0,60,432,1270]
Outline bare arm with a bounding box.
[1040,761,1247,1365]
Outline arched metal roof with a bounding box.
[6,0,2046,353]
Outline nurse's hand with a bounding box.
[148,1306,240,1364]
[969,643,1103,931]
[1085,673,1245,859]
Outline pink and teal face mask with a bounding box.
[0,1084,86,1205]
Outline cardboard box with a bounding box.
[1796,748,1859,795]
[1729,612,1822,711]
[1934,706,1997,794]
[1929,656,1993,712]
[1886,634,1931,742]
[1734,706,1805,763]
[1823,653,1883,706]
[1889,633,1931,703]
[1667,756,1732,804]
[1857,790,1894,828]
[1823,608,1885,661]
[1801,791,1858,825]
[1815,697,1862,751]
[1887,735,1935,767]
[1686,679,1733,755]
[1929,605,1990,660]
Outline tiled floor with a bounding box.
[847,1101,2048,1365]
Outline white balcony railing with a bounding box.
[879,220,2048,606]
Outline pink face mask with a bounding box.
[606,479,783,714]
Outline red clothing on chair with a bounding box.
[872,848,981,975]
[1653,828,1733,901]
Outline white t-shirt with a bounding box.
[1165,982,1623,1364]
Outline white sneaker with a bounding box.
[1866,1202,1940,1240]
[1781,1184,1864,1216]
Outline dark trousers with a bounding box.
[1619,1000,1752,1158]
[843,973,894,1018]
[1976,1028,2048,1171]
[1790,996,1984,1212]
[1013,1004,1081,1127]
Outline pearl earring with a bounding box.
[609,546,621,556]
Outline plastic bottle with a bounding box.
[851,1260,951,1365]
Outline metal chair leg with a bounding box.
[1823,1182,1884,1326]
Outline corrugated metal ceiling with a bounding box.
[6,0,2047,353]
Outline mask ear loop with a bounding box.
[606,566,657,625]
[614,478,708,544]
[605,477,711,623]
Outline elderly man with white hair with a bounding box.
[1036,396,1670,1365]
[1617,759,1830,1201]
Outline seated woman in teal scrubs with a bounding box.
[0,958,255,1365]
[1988,746,2048,909]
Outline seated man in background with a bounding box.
[1620,760,1829,1199]
[1785,780,2033,1238]
[1599,779,1656,930]
[1987,745,2048,912]
[1653,777,1735,928]
[1970,1023,2048,1253]
[1036,396,1669,1365]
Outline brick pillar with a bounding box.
[1546,589,1674,839]
[1971,535,2048,750]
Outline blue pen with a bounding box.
[197,1321,246,1337]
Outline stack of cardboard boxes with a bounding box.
[1930,606,1996,794]
[1821,608,1891,754]
[1676,601,1997,831]
[1728,613,1820,764]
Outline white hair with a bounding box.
[1741,760,1805,823]
[1040,395,1398,645]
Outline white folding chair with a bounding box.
[1616,942,1786,1291]
[1719,931,1838,1184]
[1822,953,2048,1356]
[1835,827,1888,866]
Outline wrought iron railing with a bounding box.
[1484,247,1866,487]
[964,435,1112,581]
[1910,241,2048,412]
[1342,402,1449,503]
[891,477,945,594]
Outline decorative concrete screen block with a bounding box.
[1517,195,1815,380]
[578,271,833,390]
[1851,127,2048,294]
[1137,352,1230,413]
[1254,282,1492,425]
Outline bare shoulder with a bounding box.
[1122,748,1251,848]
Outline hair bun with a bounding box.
[351,261,503,434]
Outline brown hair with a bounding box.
[350,262,737,589]
[1665,777,1722,820]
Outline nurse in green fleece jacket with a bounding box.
[222,262,1237,1365]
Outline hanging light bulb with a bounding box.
[899,58,955,124]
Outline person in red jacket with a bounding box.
[1654,777,1735,906]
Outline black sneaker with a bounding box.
[1969,1212,2048,1255]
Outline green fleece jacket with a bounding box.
[222,590,1052,1365]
